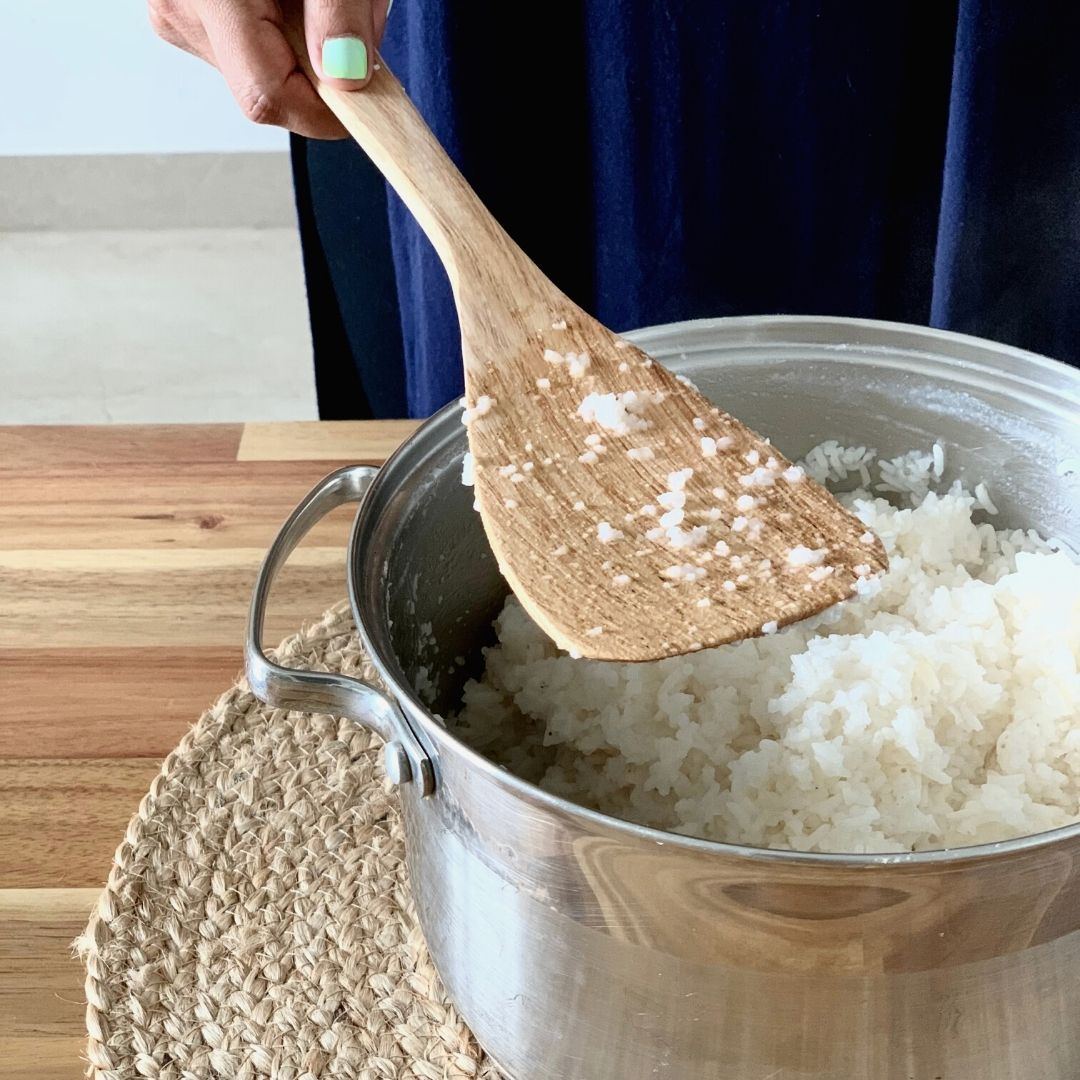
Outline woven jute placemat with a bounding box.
[79,601,502,1080]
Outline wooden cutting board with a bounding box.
[0,420,416,1079]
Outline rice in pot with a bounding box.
[452,445,1080,854]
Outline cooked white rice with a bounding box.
[452,444,1080,854]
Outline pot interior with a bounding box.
[354,316,1080,719]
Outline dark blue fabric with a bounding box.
[291,133,406,418]
[931,0,1080,360]
[297,1,1080,419]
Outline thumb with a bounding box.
[306,0,376,90]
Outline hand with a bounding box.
[150,0,390,139]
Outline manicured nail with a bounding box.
[322,36,368,80]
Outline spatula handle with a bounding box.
[288,25,519,300]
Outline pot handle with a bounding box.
[246,464,435,795]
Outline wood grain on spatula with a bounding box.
[294,40,888,661]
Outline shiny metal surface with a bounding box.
[382,740,412,786]
[245,464,434,795]
[254,318,1080,1079]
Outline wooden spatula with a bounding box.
[297,48,888,661]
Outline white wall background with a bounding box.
[0,1,287,155]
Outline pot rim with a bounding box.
[354,314,1080,870]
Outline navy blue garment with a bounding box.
[931,1,1080,358]
[291,133,406,417]
[294,0,1080,419]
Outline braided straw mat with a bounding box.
[79,601,503,1080]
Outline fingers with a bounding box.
[148,0,213,62]
[197,0,346,139]
[371,0,391,47]
[305,0,388,91]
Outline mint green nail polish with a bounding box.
[322,36,368,80]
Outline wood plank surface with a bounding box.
[0,423,243,468]
[0,760,165,887]
[0,647,239,758]
[0,460,356,549]
[237,419,419,461]
[1,544,347,647]
[1,888,96,1035]
[0,1039,85,1080]
[0,420,409,1078]
[0,888,98,1080]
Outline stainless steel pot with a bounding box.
[246,316,1080,1080]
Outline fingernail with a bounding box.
[322,36,368,80]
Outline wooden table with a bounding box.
[0,421,417,1079]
